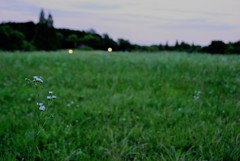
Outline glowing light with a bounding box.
[68,49,73,54]
[108,47,112,53]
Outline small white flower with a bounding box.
[39,105,45,111]
[33,76,43,83]
[37,102,43,106]
[47,96,52,100]
[49,91,54,95]
[51,95,57,99]
[33,76,38,79]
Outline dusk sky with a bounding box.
[1,0,240,46]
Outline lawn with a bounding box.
[0,50,240,160]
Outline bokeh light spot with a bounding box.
[108,47,112,53]
[68,49,73,54]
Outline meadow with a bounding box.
[0,50,240,160]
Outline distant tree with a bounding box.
[2,22,36,42]
[87,28,97,34]
[102,34,118,50]
[146,45,159,52]
[10,30,26,50]
[225,43,234,54]
[190,43,202,53]
[232,41,240,54]
[164,41,170,50]
[33,10,60,50]
[56,28,87,49]
[56,32,64,48]
[39,10,54,27]
[203,40,227,54]
[173,40,192,51]
[34,24,60,50]
[80,34,103,49]
[174,40,180,50]
[66,34,79,48]
[23,41,36,51]
[179,42,191,51]
[0,25,28,50]
[118,38,132,51]
[39,9,47,25]
[47,13,54,28]
[158,44,164,51]
[0,26,11,50]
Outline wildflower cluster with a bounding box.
[25,75,57,158]
[26,76,57,111]
[47,91,57,100]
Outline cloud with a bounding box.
[20,0,130,13]
[155,18,240,31]
[15,0,240,27]
[75,2,124,10]
[0,0,39,22]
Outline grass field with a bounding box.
[0,50,240,160]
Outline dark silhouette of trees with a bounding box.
[10,30,25,50]
[0,26,11,50]
[39,9,53,28]
[80,34,103,49]
[33,24,60,50]
[231,41,240,54]
[203,40,226,54]
[164,42,170,51]
[39,10,46,24]
[118,39,132,51]
[1,22,36,43]
[33,10,60,50]
[0,9,240,54]
[66,34,78,48]
[47,13,54,28]
[102,34,118,50]
[0,25,29,50]
[56,28,84,49]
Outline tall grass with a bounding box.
[0,50,240,160]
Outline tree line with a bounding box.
[0,10,239,54]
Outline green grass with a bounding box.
[0,50,240,160]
